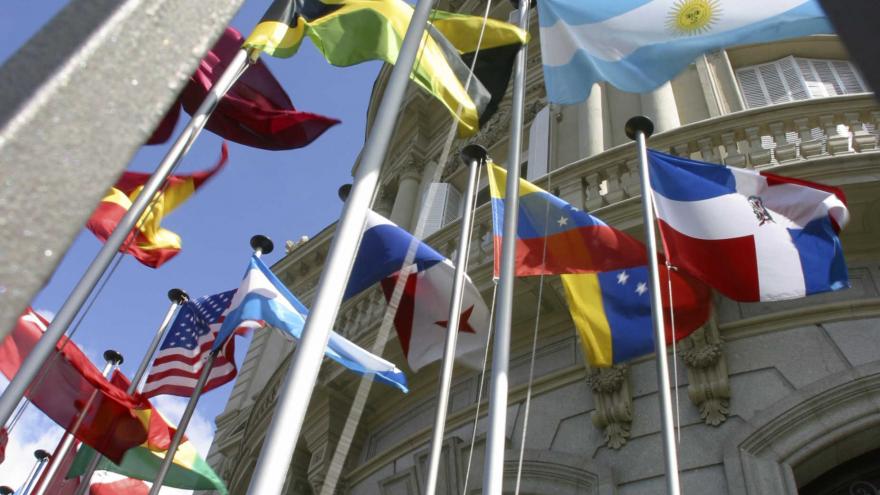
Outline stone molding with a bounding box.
[722,360,880,495]
[587,365,632,449]
[679,313,731,426]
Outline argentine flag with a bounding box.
[537,0,833,103]
[214,255,408,392]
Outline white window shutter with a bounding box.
[527,105,551,181]
[797,57,828,98]
[758,62,791,105]
[810,59,845,96]
[422,183,449,237]
[737,66,770,109]
[777,56,809,102]
[443,184,462,226]
[830,60,866,94]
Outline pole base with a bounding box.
[251,235,274,255]
[625,116,655,141]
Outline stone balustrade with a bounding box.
[273,94,880,344]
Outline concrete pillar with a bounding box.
[640,82,681,133]
[389,161,423,230]
[577,83,607,158]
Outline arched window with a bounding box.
[736,56,868,109]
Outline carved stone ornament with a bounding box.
[678,313,731,426]
[587,364,632,449]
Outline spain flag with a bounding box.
[86,143,228,268]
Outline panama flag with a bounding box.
[536,0,832,103]
[213,254,408,392]
[346,211,491,372]
[648,149,849,302]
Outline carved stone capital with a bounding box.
[679,314,731,426]
[587,364,632,449]
[399,156,425,182]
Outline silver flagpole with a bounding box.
[32,350,124,495]
[244,0,438,492]
[0,47,254,428]
[424,145,486,495]
[483,1,530,493]
[148,236,272,495]
[74,289,189,495]
[21,450,50,495]
[626,115,682,494]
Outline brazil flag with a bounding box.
[243,0,528,136]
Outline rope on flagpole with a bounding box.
[461,280,498,493]
[317,2,495,492]
[665,261,682,444]
[514,99,548,493]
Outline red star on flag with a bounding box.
[434,305,477,334]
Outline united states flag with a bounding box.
[142,290,247,398]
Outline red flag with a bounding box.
[0,427,6,464]
[0,310,148,463]
[89,475,149,495]
[148,27,339,150]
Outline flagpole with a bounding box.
[483,2,530,493]
[424,145,486,495]
[244,0,438,492]
[74,289,188,495]
[0,47,254,429]
[21,450,50,495]
[31,350,123,495]
[626,115,682,495]
[148,236,271,495]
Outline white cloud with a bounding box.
[151,395,216,458]
[0,401,65,491]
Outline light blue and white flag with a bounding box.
[214,255,408,392]
[537,0,833,103]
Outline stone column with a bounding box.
[389,159,423,230]
[640,82,681,134]
[577,83,606,159]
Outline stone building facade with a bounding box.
[206,2,880,494]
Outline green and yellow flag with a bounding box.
[243,0,528,136]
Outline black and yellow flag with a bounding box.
[243,0,528,136]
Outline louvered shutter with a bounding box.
[797,58,828,98]
[777,56,810,101]
[810,60,845,96]
[443,185,462,225]
[830,60,866,94]
[736,66,769,109]
[527,105,551,180]
[422,183,462,236]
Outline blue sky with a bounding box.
[0,0,381,491]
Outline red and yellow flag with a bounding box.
[86,143,228,268]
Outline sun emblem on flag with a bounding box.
[666,0,722,36]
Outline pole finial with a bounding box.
[0,486,14,495]
[167,288,188,304]
[34,449,51,461]
[103,349,124,366]
[338,184,352,202]
[625,116,655,141]
[251,235,274,255]
[460,144,488,166]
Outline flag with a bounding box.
[487,161,646,277]
[69,374,228,494]
[85,142,228,268]
[244,0,528,136]
[536,0,833,103]
[345,211,491,372]
[142,290,253,398]
[88,473,149,495]
[487,164,712,367]
[213,255,408,392]
[648,149,849,302]
[0,427,6,464]
[0,309,147,464]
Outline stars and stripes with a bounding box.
[142,290,251,398]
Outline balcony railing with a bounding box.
[275,94,880,342]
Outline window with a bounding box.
[422,182,462,236]
[736,56,867,109]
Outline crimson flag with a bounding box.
[0,309,148,463]
[147,27,339,150]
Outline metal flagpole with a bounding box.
[626,115,682,494]
[483,1,530,493]
[21,450,50,495]
[31,350,124,495]
[424,145,486,495]
[0,46,254,428]
[148,236,271,495]
[74,289,188,495]
[244,0,438,492]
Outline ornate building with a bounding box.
[206,2,880,493]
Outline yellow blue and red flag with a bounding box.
[487,163,711,366]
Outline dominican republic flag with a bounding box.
[648,150,849,302]
[142,290,256,398]
[213,254,408,392]
[345,211,490,372]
